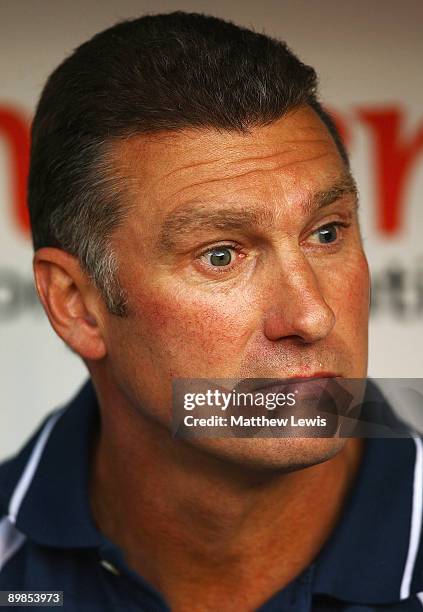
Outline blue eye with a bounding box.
[205,247,234,266]
[315,224,339,244]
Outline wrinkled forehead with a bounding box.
[110,105,348,220]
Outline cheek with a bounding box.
[323,250,370,315]
[327,253,370,369]
[128,286,255,375]
[344,255,370,321]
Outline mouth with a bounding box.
[233,372,341,394]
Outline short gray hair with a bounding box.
[47,142,130,316]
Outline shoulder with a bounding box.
[0,413,54,517]
[0,410,61,578]
[0,382,96,579]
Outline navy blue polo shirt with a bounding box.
[1,380,423,611]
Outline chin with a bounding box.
[186,436,347,474]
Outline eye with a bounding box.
[311,222,344,244]
[202,246,235,267]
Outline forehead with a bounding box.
[112,105,346,219]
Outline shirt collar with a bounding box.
[1,378,421,604]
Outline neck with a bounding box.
[90,380,364,611]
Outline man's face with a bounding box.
[102,105,370,470]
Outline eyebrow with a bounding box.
[158,172,358,251]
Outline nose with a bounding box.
[263,254,335,344]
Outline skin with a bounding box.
[34,105,370,611]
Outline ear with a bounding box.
[33,248,107,360]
